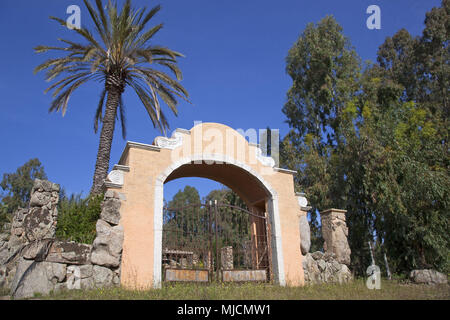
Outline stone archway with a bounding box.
[104,122,305,288]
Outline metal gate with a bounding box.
[162,201,272,283]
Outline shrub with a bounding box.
[55,190,103,244]
[0,204,12,231]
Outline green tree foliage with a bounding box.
[205,188,253,269]
[281,15,361,256]
[281,2,449,275]
[55,190,103,244]
[283,15,360,149]
[163,186,202,252]
[204,188,248,209]
[163,185,252,269]
[167,185,201,209]
[0,158,47,214]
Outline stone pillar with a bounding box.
[320,208,351,265]
[90,190,124,268]
[220,246,233,270]
[296,193,311,255]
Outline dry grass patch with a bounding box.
[37,279,449,300]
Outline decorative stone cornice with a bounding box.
[174,128,191,135]
[296,192,308,209]
[104,164,130,189]
[320,208,348,215]
[112,164,130,172]
[104,181,123,189]
[274,167,297,175]
[118,141,160,165]
[255,147,275,167]
[154,130,184,150]
[127,141,161,152]
[106,170,124,185]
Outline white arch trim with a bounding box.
[153,153,286,288]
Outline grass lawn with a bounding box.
[33,279,449,300]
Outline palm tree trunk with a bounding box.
[91,88,121,195]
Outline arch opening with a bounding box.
[165,161,271,208]
[153,157,285,287]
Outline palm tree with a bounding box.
[34,0,189,195]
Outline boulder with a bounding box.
[311,251,324,260]
[10,258,57,299]
[29,191,53,208]
[22,239,54,260]
[0,232,9,242]
[46,241,92,265]
[45,262,66,284]
[66,265,95,290]
[409,269,448,285]
[336,264,352,284]
[299,215,311,255]
[93,265,114,287]
[0,242,23,266]
[31,179,60,194]
[29,180,59,209]
[80,277,95,290]
[22,207,56,242]
[323,252,336,262]
[79,264,94,278]
[100,198,121,226]
[9,209,29,245]
[90,220,124,268]
[317,259,326,271]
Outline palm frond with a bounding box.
[50,16,106,55]
[129,82,168,134]
[135,5,161,36]
[131,23,163,50]
[49,77,91,115]
[83,0,109,46]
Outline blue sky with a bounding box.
[0,0,441,201]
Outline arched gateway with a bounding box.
[104,122,305,288]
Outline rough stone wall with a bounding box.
[302,251,352,285]
[320,209,351,266]
[298,203,353,285]
[90,190,124,269]
[0,179,60,293]
[0,179,124,299]
[0,222,13,289]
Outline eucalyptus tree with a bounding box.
[282,2,449,275]
[34,0,189,194]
